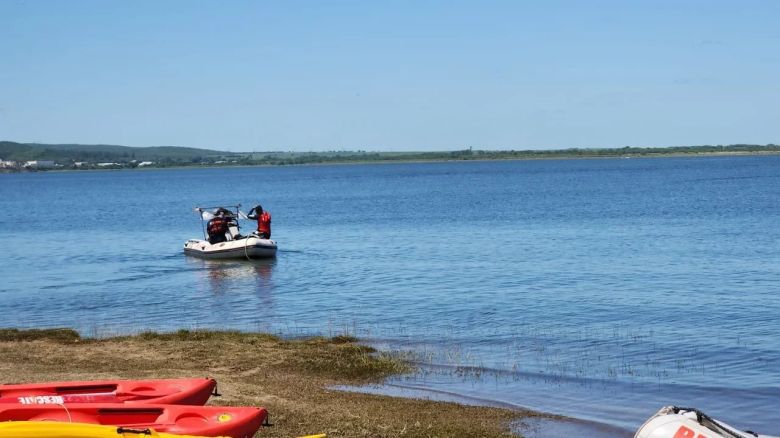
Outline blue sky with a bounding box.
[1,1,778,151]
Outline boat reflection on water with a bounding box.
[186,257,277,302]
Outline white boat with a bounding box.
[184,236,277,259]
[636,406,778,438]
[183,205,277,260]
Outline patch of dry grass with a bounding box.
[0,328,541,437]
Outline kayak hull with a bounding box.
[0,378,216,405]
[0,421,211,438]
[184,237,277,260]
[0,404,266,438]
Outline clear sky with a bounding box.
[1,1,778,152]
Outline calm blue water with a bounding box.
[1,156,779,434]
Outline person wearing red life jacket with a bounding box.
[247,204,271,239]
[205,208,230,244]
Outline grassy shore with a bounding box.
[0,328,546,437]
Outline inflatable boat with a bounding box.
[0,378,217,405]
[184,236,277,260]
[184,205,277,260]
[635,406,778,438]
[0,404,266,438]
[0,421,211,438]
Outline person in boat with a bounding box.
[247,204,271,239]
[205,208,231,244]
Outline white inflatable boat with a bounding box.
[636,406,778,438]
[184,236,277,259]
[183,205,277,260]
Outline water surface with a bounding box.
[1,156,778,434]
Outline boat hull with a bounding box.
[0,404,266,438]
[635,406,779,438]
[184,238,277,260]
[0,378,216,405]
[0,421,211,438]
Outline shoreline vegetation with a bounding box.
[0,328,545,438]
[1,140,778,172]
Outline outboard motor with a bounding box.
[635,406,776,438]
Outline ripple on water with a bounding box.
[1,157,779,432]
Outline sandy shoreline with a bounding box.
[0,328,560,437]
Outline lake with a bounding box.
[1,156,778,434]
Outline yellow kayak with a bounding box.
[0,421,217,438]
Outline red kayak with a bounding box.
[0,404,267,438]
[0,378,217,405]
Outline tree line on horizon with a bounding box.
[1,140,778,170]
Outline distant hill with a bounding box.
[0,141,235,163]
[1,141,778,171]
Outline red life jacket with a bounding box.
[257,211,271,236]
[207,217,228,236]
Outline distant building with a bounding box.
[74,162,86,167]
[24,160,55,168]
[0,159,17,168]
[97,162,120,167]
[137,161,154,167]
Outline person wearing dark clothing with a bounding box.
[206,216,228,244]
[247,204,271,239]
[205,208,232,244]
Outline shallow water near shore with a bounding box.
[1,156,779,433]
[335,383,632,437]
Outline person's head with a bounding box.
[216,207,229,217]
[254,204,263,214]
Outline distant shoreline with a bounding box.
[2,148,779,174]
